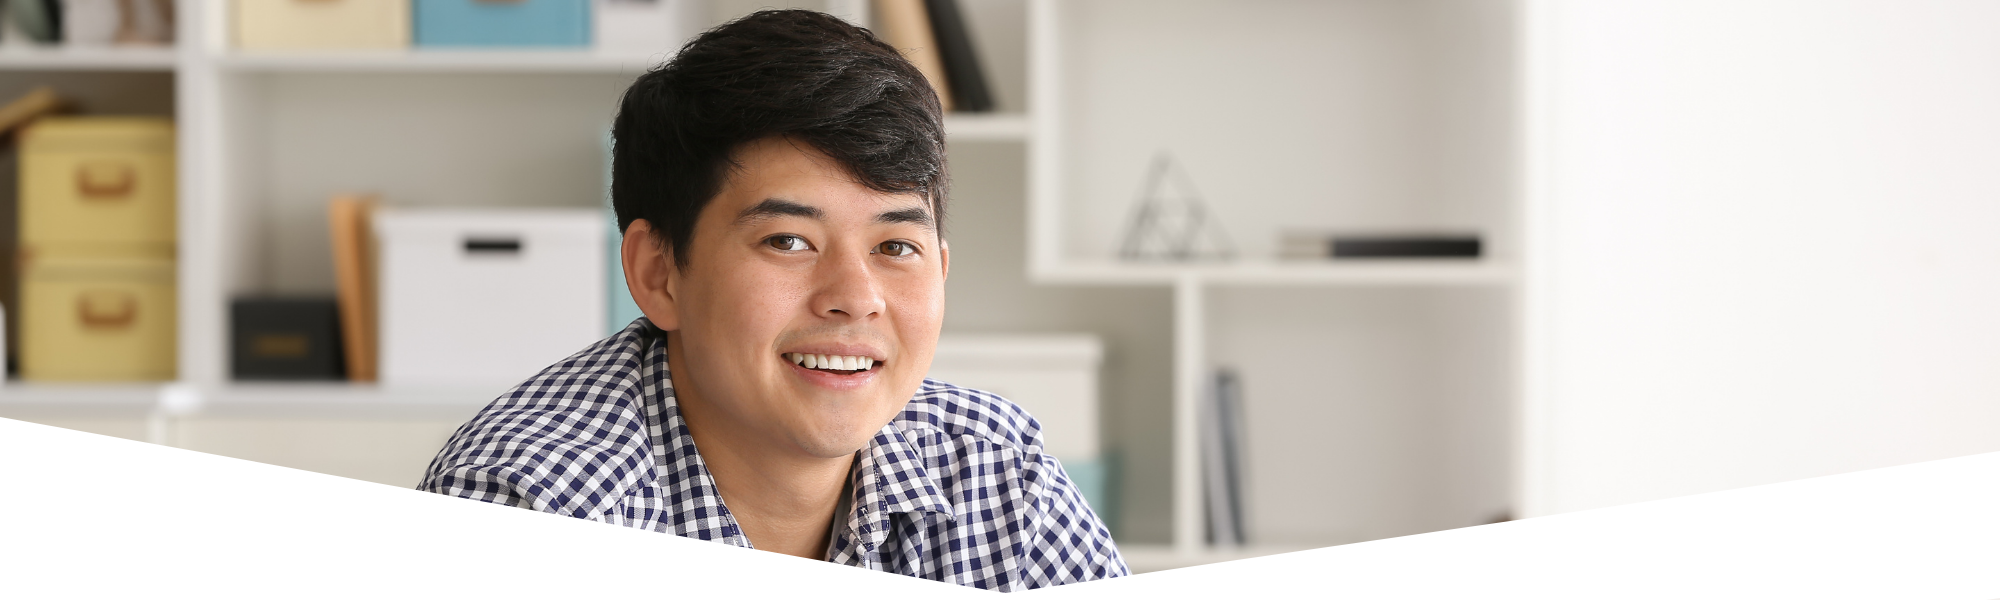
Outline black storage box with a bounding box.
[231,298,344,380]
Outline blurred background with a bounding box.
[5,0,2000,575]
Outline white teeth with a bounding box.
[786,352,877,371]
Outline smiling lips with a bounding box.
[784,352,879,373]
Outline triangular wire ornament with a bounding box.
[1119,152,1235,261]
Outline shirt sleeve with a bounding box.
[420,463,543,511]
[1022,453,1131,588]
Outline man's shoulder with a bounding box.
[419,323,661,516]
[893,378,1048,455]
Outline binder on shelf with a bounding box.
[924,0,992,112]
[1202,368,1247,546]
[329,195,381,382]
[872,0,954,112]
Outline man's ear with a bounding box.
[621,219,681,331]
[938,237,950,281]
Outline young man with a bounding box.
[418,9,1126,590]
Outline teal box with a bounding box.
[413,0,590,47]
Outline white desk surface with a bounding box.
[6,416,1999,598]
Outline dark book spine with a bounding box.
[1332,236,1483,258]
[924,0,994,112]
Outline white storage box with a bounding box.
[235,0,412,50]
[593,0,700,55]
[927,334,1107,514]
[927,334,1102,460]
[375,208,606,388]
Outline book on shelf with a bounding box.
[328,194,381,382]
[1202,368,1248,546]
[923,0,993,112]
[872,0,955,112]
[1279,231,1483,260]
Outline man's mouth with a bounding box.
[784,352,880,374]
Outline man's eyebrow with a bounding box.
[877,207,935,232]
[735,198,823,226]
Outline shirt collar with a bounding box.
[845,422,956,553]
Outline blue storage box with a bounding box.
[414,0,590,47]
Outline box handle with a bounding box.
[464,237,523,255]
[77,290,138,330]
[75,161,136,200]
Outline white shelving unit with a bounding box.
[1025,0,1522,562]
[2,0,1520,572]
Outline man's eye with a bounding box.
[876,241,917,257]
[767,235,810,251]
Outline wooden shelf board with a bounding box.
[0,382,496,421]
[1029,259,1517,287]
[0,46,177,71]
[0,382,163,417]
[200,383,499,420]
[216,50,672,74]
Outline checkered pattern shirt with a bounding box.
[419,319,1128,590]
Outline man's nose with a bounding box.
[813,247,886,319]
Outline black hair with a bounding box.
[611,9,948,270]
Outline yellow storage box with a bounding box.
[19,248,177,381]
[236,0,412,49]
[19,117,176,246]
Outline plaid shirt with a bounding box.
[419,319,1127,590]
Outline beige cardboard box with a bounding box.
[235,0,412,50]
[19,117,176,246]
[19,249,177,381]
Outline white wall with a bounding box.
[1525,0,2000,515]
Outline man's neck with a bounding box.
[665,333,854,560]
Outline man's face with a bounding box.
[660,136,947,459]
